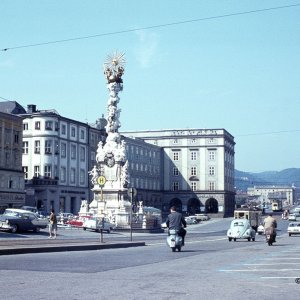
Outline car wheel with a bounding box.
[10,224,18,233]
[233,238,236,242]
[107,228,111,234]
[83,227,86,231]
[177,246,181,252]
[289,233,291,236]
[247,237,251,242]
[171,247,176,252]
[34,227,40,233]
[228,237,232,242]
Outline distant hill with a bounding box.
[235,168,300,191]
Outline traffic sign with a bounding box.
[97,175,106,187]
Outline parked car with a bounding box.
[82,217,116,233]
[185,216,198,225]
[161,221,167,229]
[288,222,300,236]
[288,214,297,221]
[227,219,256,242]
[66,215,92,227]
[257,224,265,235]
[195,214,210,221]
[58,213,74,223]
[0,208,48,233]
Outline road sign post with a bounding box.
[127,187,137,241]
[97,176,106,243]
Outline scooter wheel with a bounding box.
[177,246,181,252]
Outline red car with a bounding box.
[66,215,92,227]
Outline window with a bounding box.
[173,139,178,144]
[55,122,59,131]
[71,145,76,159]
[44,165,52,178]
[70,168,76,183]
[173,151,179,161]
[45,121,53,130]
[45,140,52,154]
[173,167,179,176]
[191,182,197,191]
[34,166,40,177]
[191,167,197,176]
[35,121,40,130]
[80,169,85,185]
[14,131,19,144]
[80,146,85,161]
[71,127,76,137]
[23,123,28,130]
[208,138,215,144]
[61,167,66,182]
[61,143,66,157]
[209,150,216,160]
[209,181,215,191]
[23,166,28,179]
[172,182,179,191]
[191,151,197,160]
[61,124,66,135]
[34,140,40,154]
[80,129,85,140]
[209,166,215,176]
[22,141,28,154]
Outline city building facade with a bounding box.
[247,185,295,207]
[0,110,25,212]
[122,128,235,217]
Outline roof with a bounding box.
[0,101,26,114]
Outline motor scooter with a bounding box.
[167,229,183,252]
[265,227,276,246]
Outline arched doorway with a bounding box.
[187,198,201,215]
[205,198,218,213]
[169,198,182,212]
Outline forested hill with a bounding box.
[235,168,300,191]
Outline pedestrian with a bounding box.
[49,209,57,239]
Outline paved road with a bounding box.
[1,217,300,300]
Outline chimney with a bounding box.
[27,104,37,113]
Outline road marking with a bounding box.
[220,269,300,272]
[244,263,300,265]
[261,277,298,279]
[148,237,227,246]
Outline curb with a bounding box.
[0,241,146,256]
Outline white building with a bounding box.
[122,128,235,217]
[247,185,295,207]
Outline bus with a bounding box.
[272,200,282,212]
[234,208,262,231]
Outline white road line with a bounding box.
[219,269,300,272]
[261,277,298,279]
[264,257,300,260]
[244,263,300,265]
[148,237,227,246]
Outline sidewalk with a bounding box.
[0,238,146,256]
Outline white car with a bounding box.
[82,217,116,233]
[185,216,198,225]
[257,224,265,235]
[288,214,297,221]
[227,219,256,242]
[288,222,300,236]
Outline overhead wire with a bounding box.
[1,3,300,51]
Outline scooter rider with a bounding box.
[166,206,187,245]
[263,213,277,242]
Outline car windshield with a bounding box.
[3,210,21,217]
[233,222,245,227]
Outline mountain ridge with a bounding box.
[235,168,300,191]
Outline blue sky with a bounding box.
[1,0,299,173]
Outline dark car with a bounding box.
[0,209,48,233]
